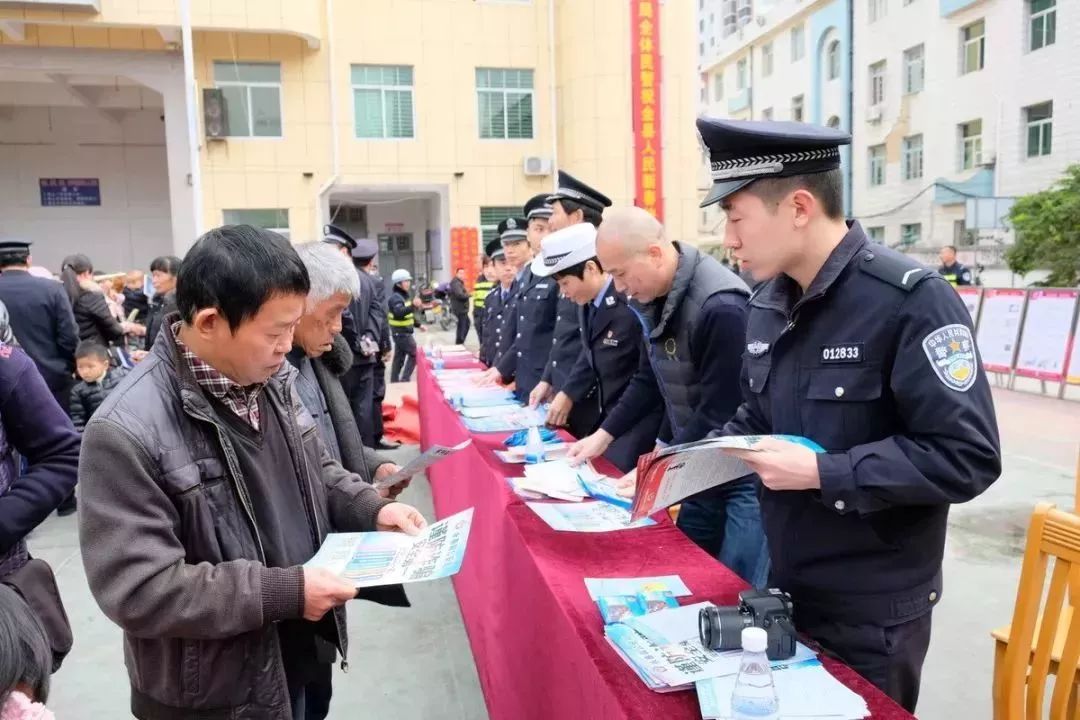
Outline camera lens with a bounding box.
[698,606,750,652]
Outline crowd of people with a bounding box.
[0,116,1004,719]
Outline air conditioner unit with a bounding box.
[980,152,997,168]
[866,104,883,123]
[202,88,228,140]
[523,156,553,176]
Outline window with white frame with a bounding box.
[827,40,841,80]
[869,0,887,23]
[867,226,885,242]
[1029,0,1056,51]
[223,209,290,238]
[213,62,283,138]
[714,72,724,100]
[352,65,415,139]
[792,95,804,122]
[476,68,534,140]
[902,134,923,180]
[1025,101,1053,158]
[736,58,748,90]
[900,223,921,246]
[903,44,924,94]
[762,107,773,121]
[953,219,968,245]
[791,24,805,61]
[762,42,774,76]
[869,60,886,105]
[958,119,983,169]
[868,145,886,186]
[960,20,985,74]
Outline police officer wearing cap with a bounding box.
[482,216,533,374]
[526,172,609,438]
[532,224,663,472]
[479,238,513,366]
[694,117,1001,710]
[472,259,495,348]
[0,240,79,410]
[480,199,558,400]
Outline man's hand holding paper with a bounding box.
[721,435,821,491]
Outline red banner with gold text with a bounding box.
[632,0,663,221]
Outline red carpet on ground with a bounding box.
[383,396,421,445]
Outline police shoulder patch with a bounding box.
[921,323,977,392]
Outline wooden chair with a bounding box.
[993,503,1080,719]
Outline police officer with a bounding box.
[697,118,1001,710]
[528,172,609,438]
[479,238,513,366]
[938,245,973,286]
[0,240,79,411]
[388,269,422,383]
[473,258,495,348]
[481,217,532,374]
[367,260,398,449]
[481,198,559,400]
[532,223,663,472]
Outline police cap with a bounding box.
[498,217,528,246]
[322,224,357,251]
[350,237,379,261]
[548,171,612,214]
[697,118,851,208]
[484,237,505,260]
[524,193,553,221]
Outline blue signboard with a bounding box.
[39,178,101,207]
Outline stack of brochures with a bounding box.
[604,602,816,692]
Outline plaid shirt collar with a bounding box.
[172,323,264,431]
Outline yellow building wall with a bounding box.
[555,0,701,244]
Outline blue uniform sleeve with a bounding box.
[600,340,661,439]
[817,277,1001,515]
[671,293,748,445]
[0,350,80,553]
[560,345,595,404]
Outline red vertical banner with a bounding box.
[449,227,480,292]
[632,0,663,221]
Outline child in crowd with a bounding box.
[68,342,128,432]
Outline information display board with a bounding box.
[975,288,1027,374]
[1014,290,1079,381]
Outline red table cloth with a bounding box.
[417,357,913,720]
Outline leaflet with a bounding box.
[463,407,546,433]
[460,404,524,419]
[526,501,656,532]
[583,575,692,600]
[494,443,569,463]
[630,435,825,521]
[304,508,474,588]
[696,658,869,719]
[374,439,472,489]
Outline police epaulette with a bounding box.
[858,248,932,292]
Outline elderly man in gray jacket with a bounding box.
[78,225,427,720]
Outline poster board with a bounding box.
[449,227,479,292]
[955,287,982,325]
[1014,289,1079,381]
[1064,306,1080,386]
[975,288,1027,374]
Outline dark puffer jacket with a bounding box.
[69,367,129,431]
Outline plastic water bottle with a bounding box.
[731,627,779,720]
[433,346,444,371]
[524,422,546,464]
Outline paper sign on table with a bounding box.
[460,404,524,419]
[305,508,474,588]
[464,407,546,433]
[375,439,472,489]
[696,658,869,719]
[584,575,692,600]
[630,435,824,521]
[495,443,569,463]
[526,501,656,532]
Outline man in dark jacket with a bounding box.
[142,255,181,352]
[285,241,410,719]
[78,225,427,719]
[568,207,768,587]
[0,342,80,579]
[0,241,79,410]
[448,268,471,345]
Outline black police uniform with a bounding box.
[371,274,392,445]
[700,117,1002,711]
[388,284,419,383]
[539,173,612,438]
[344,234,385,446]
[561,279,663,473]
[0,244,79,410]
[478,238,509,366]
[938,261,973,287]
